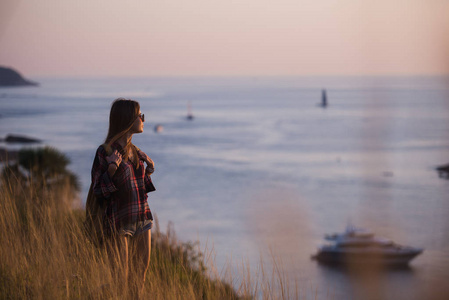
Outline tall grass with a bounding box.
[0,169,241,299]
[0,163,312,299]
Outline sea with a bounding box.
[1,76,449,299]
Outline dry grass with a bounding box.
[0,170,240,299]
[0,167,315,299]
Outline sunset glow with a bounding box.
[1,0,448,77]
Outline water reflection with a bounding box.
[317,261,416,299]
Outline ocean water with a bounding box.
[1,76,449,299]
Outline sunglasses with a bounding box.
[138,113,145,122]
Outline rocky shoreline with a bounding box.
[0,134,42,162]
[0,134,42,144]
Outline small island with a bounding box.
[0,66,38,87]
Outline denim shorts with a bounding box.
[119,219,153,237]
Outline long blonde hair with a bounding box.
[104,98,140,168]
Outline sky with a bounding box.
[1,0,449,77]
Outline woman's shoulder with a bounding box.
[96,143,113,156]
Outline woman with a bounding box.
[91,98,155,295]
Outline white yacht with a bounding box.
[312,226,423,266]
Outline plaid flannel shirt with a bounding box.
[91,143,155,233]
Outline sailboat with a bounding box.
[320,89,328,108]
[186,101,194,120]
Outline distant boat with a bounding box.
[320,89,328,107]
[312,225,423,266]
[436,163,449,179]
[186,101,194,120]
[154,124,164,133]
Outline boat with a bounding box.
[324,225,374,241]
[154,124,164,133]
[320,89,328,107]
[186,101,194,120]
[312,225,423,266]
[436,163,449,179]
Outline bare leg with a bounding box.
[117,235,130,284]
[132,230,151,295]
[106,235,129,293]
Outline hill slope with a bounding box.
[0,66,38,87]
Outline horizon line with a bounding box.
[28,73,449,80]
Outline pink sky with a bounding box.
[1,0,448,77]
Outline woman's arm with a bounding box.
[92,146,120,199]
[136,147,156,192]
[136,147,155,174]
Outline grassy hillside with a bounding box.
[0,151,240,299]
[0,147,308,299]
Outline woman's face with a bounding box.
[130,110,144,134]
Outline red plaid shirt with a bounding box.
[91,143,155,233]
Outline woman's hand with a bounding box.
[136,149,155,175]
[106,150,122,175]
[145,157,155,175]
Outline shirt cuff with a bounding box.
[102,171,118,195]
[144,175,156,193]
